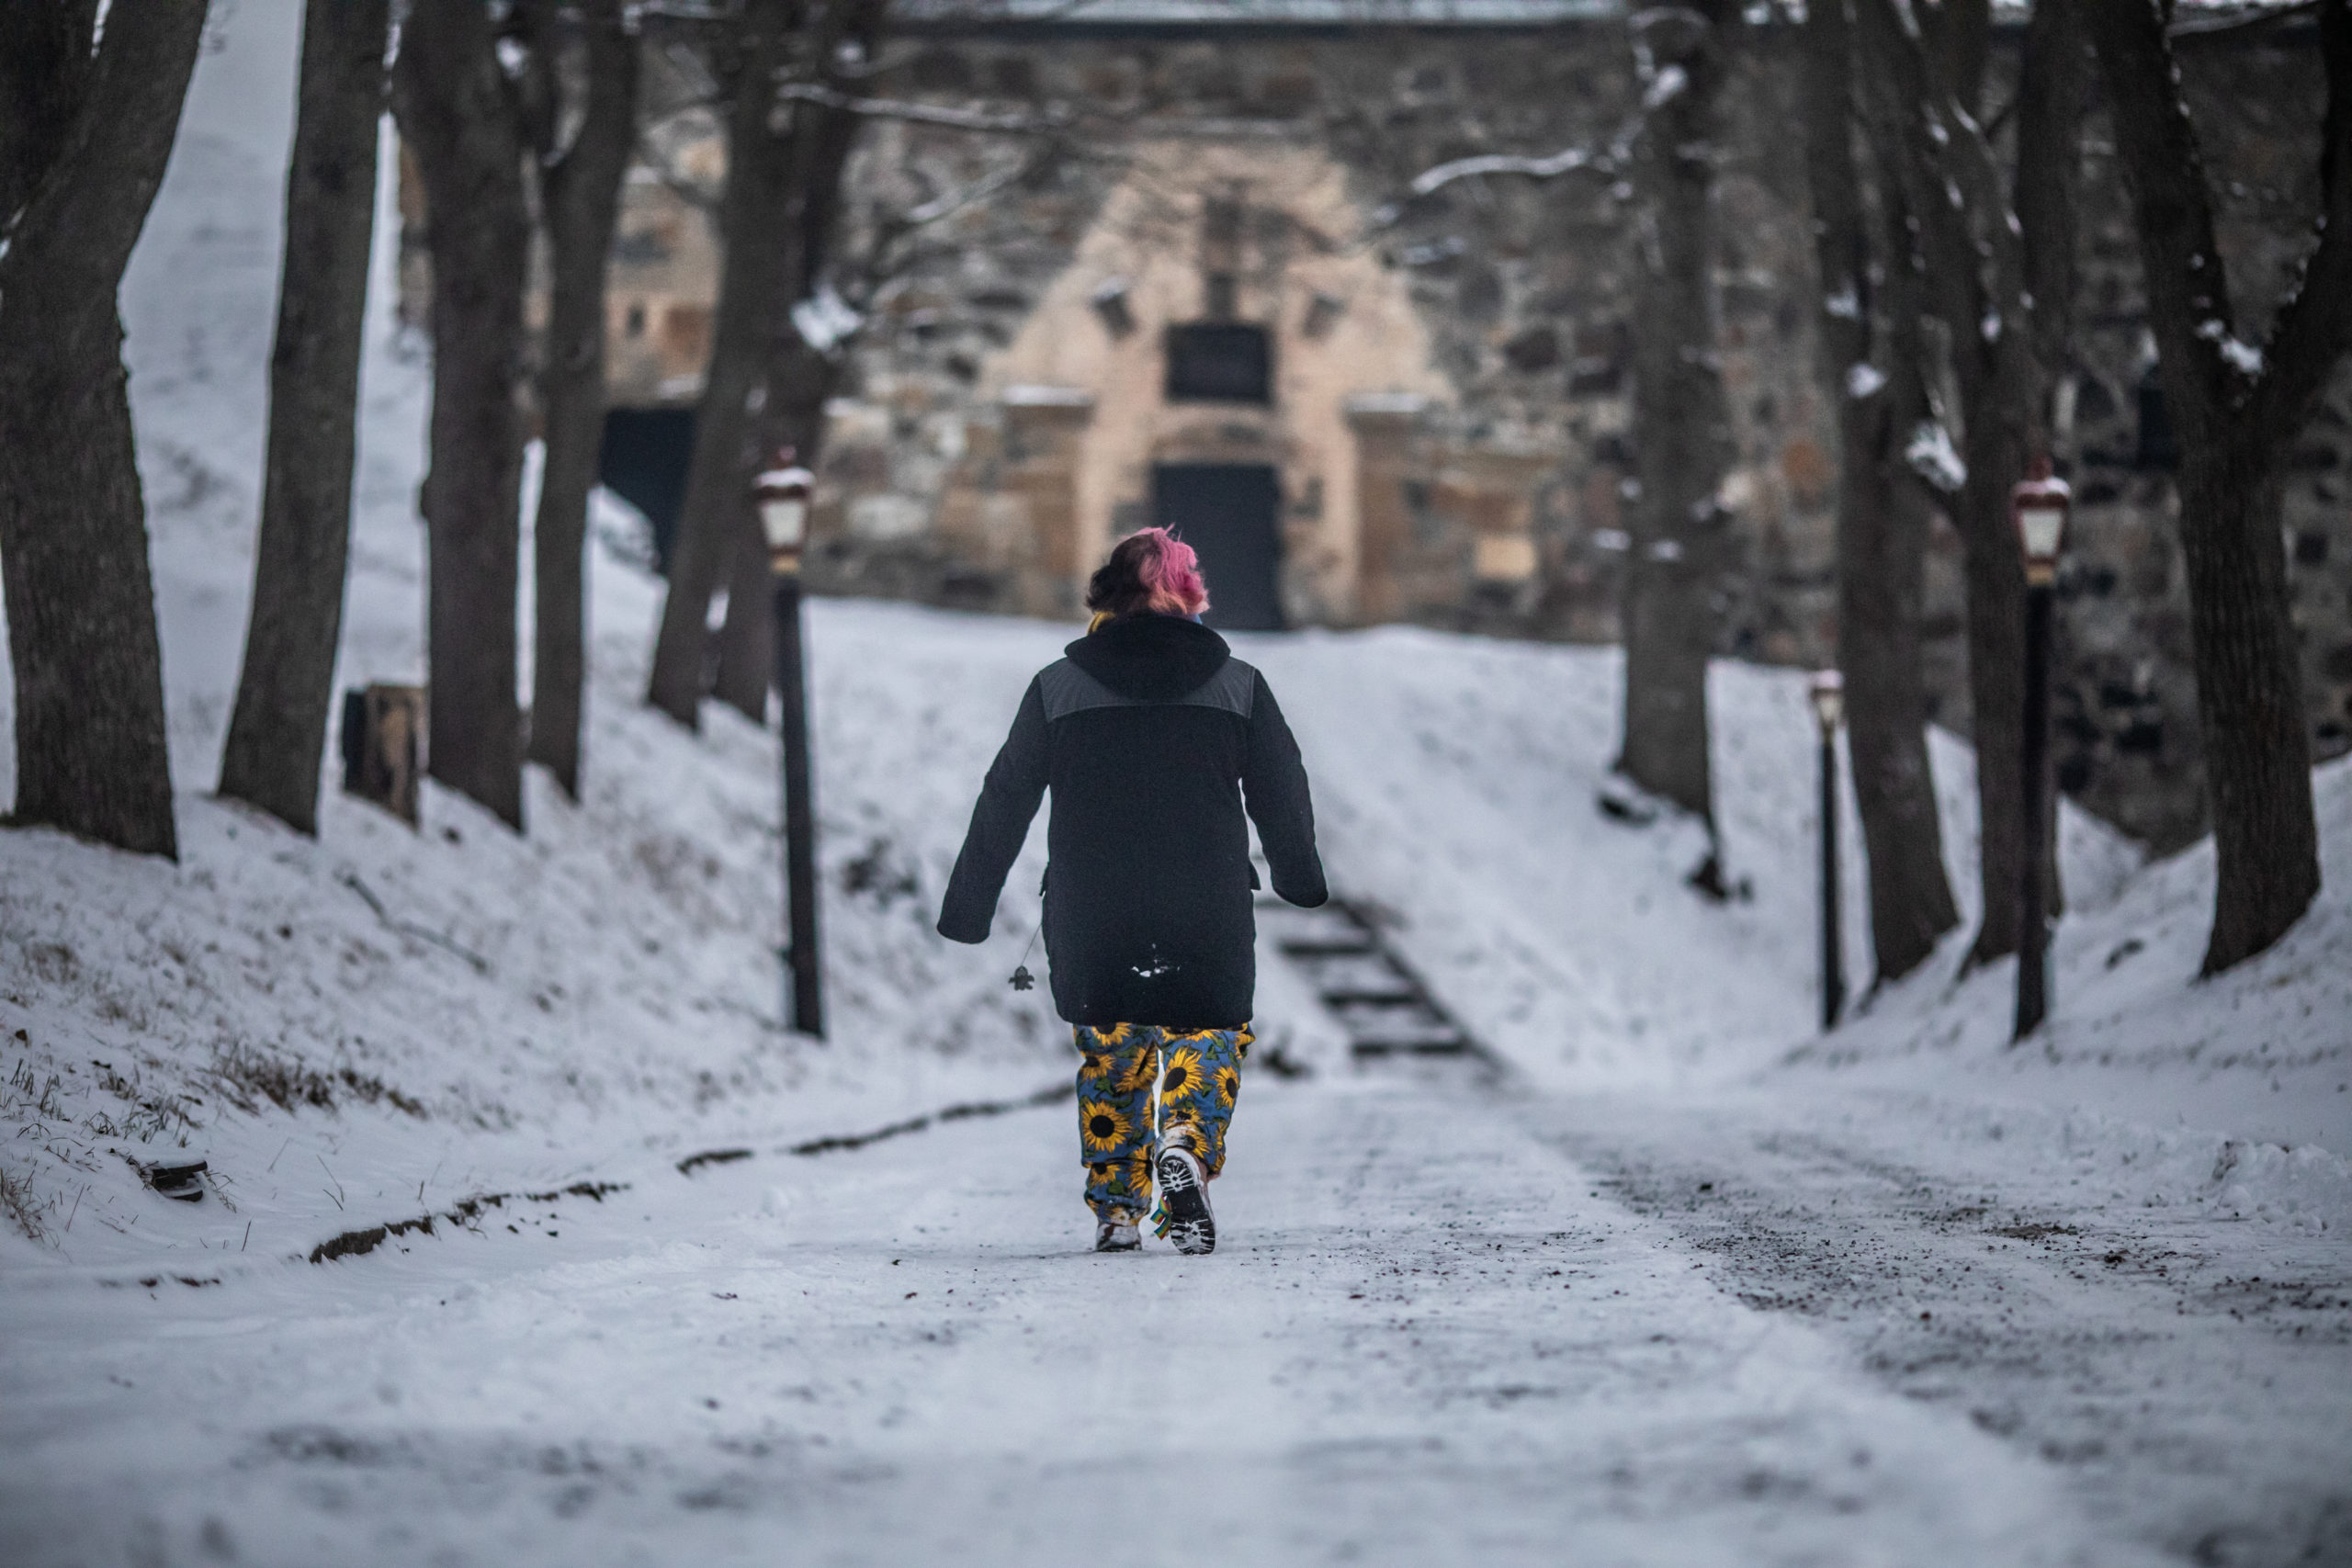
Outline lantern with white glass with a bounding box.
[754,454,815,576]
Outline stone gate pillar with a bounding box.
[1345,393,1429,625]
[1001,385,1096,618]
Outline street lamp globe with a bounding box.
[753,450,814,571]
[1807,669,1845,738]
[2010,455,2073,587]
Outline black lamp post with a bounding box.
[1808,670,1847,1032]
[755,450,823,1039]
[2010,456,2071,1040]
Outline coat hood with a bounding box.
[1064,613,1231,701]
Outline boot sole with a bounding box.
[1155,1152,1216,1255]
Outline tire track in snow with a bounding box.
[1525,1090,2352,1568]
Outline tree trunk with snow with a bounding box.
[2085,0,2350,972]
[1854,0,2066,969]
[392,0,533,832]
[522,0,641,800]
[0,3,208,860]
[218,0,390,835]
[1615,1,1735,829]
[645,0,804,730]
[1801,0,1958,984]
[710,37,876,723]
[652,0,885,730]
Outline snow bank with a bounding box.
[1780,751,2352,1231]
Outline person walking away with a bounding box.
[938,528,1327,1255]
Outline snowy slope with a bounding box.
[1251,634,2144,1087]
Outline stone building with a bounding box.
[407,1,2351,851]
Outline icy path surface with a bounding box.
[14,1062,2342,1567]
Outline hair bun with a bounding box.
[1084,526,1210,619]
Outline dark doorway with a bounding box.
[2133,367,2179,471]
[597,407,696,573]
[1152,463,1283,631]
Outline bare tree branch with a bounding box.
[776,80,1071,133]
[840,135,1078,311]
[901,152,1032,225]
[1406,143,1611,199]
[2170,0,2320,38]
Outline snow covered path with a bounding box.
[16,1057,2340,1567]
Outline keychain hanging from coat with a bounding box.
[1009,919,1040,991]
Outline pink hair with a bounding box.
[1134,527,1209,616]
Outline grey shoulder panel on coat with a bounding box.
[1188,658,1258,718]
[1037,656,1258,721]
[1037,660,1119,720]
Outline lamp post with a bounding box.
[755,451,823,1039]
[1808,670,1847,1032]
[2010,456,2071,1040]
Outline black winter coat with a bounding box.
[938,614,1327,1028]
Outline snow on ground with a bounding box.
[3,5,2347,1564]
[4,1074,2193,1568]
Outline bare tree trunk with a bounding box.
[645,0,801,729]
[218,0,389,835]
[2177,456,2317,968]
[523,0,640,799]
[1874,191,1972,970]
[1801,0,1958,983]
[2016,0,2087,413]
[0,4,208,859]
[1937,0,1993,106]
[1947,363,2036,964]
[392,1,532,831]
[2085,0,2350,971]
[1616,0,1735,829]
[2013,0,2089,928]
[1855,0,2057,967]
[713,504,775,722]
[710,12,878,721]
[714,341,842,718]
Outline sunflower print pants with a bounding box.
[1073,1023,1250,1225]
